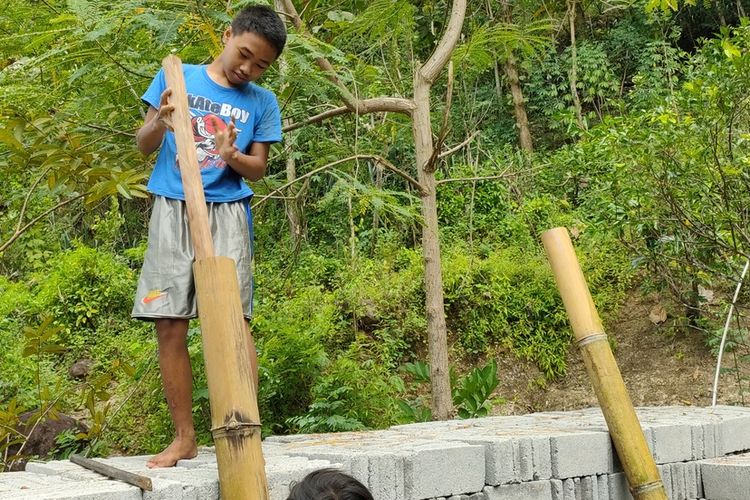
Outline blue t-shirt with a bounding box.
[142,64,282,202]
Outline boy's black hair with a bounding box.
[287,468,374,500]
[231,4,287,58]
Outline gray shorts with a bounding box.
[132,196,253,320]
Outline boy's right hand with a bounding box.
[156,88,175,131]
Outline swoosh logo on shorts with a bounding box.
[142,290,168,304]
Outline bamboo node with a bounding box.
[576,333,607,348]
[211,419,262,438]
[630,480,665,496]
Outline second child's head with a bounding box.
[217,5,287,86]
[287,468,374,500]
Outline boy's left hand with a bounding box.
[215,117,239,162]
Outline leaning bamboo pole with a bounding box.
[541,227,666,500]
[162,55,268,499]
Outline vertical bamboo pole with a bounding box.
[162,55,268,500]
[541,227,666,500]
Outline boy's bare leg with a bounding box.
[147,318,198,468]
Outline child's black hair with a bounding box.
[287,468,374,500]
[231,4,287,57]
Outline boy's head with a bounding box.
[287,468,374,500]
[217,4,287,86]
[231,5,287,57]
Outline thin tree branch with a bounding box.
[61,118,136,138]
[424,60,456,172]
[253,154,425,209]
[436,172,513,185]
[1,194,86,254]
[15,165,53,234]
[282,97,415,133]
[278,0,414,119]
[438,130,480,159]
[419,0,467,84]
[280,0,357,104]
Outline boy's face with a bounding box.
[219,28,277,86]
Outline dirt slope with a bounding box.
[492,292,748,415]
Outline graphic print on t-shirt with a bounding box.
[191,114,225,169]
[180,92,250,170]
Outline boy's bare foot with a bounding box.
[146,436,198,468]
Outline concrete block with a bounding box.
[482,480,553,500]
[275,445,369,487]
[562,478,576,500]
[550,430,614,479]
[648,423,694,464]
[465,435,515,485]
[550,479,564,500]
[425,427,551,485]
[143,478,186,500]
[658,464,672,500]
[402,441,485,499]
[682,462,701,500]
[607,473,632,500]
[514,438,536,482]
[25,460,82,476]
[597,475,609,500]
[93,455,158,475]
[0,479,141,500]
[0,471,73,490]
[579,476,597,500]
[700,452,750,500]
[669,462,687,500]
[367,450,405,500]
[146,466,219,500]
[690,423,714,460]
[176,451,216,469]
[715,412,750,455]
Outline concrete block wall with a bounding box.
[2,406,750,500]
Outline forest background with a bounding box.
[2,0,750,468]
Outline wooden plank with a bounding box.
[161,54,215,261]
[70,454,153,491]
[541,227,667,500]
[161,54,269,499]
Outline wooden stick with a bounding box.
[70,454,153,491]
[162,55,269,500]
[541,227,667,500]
[161,55,214,261]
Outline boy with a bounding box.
[132,5,286,468]
[287,468,374,500]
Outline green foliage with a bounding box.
[442,244,571,377]
[287,354,399,433]
[32,244,136,355]
[398,359,501,422]
[452,359,500,419]
[253,286,334,434]
[0,0,744,458]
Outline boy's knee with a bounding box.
[155,318,189,341]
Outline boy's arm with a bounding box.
[215,120,269,181]
[135,89,174,156]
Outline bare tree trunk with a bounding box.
[279,0,467,420]
[284,143,303,244]
[504,53,533,152]
[498,0,532,152]
[275,0,303,246]
[413,81,452,420]
[371,159,383,253]
[567,0,586,131]
[715,0,727,26]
